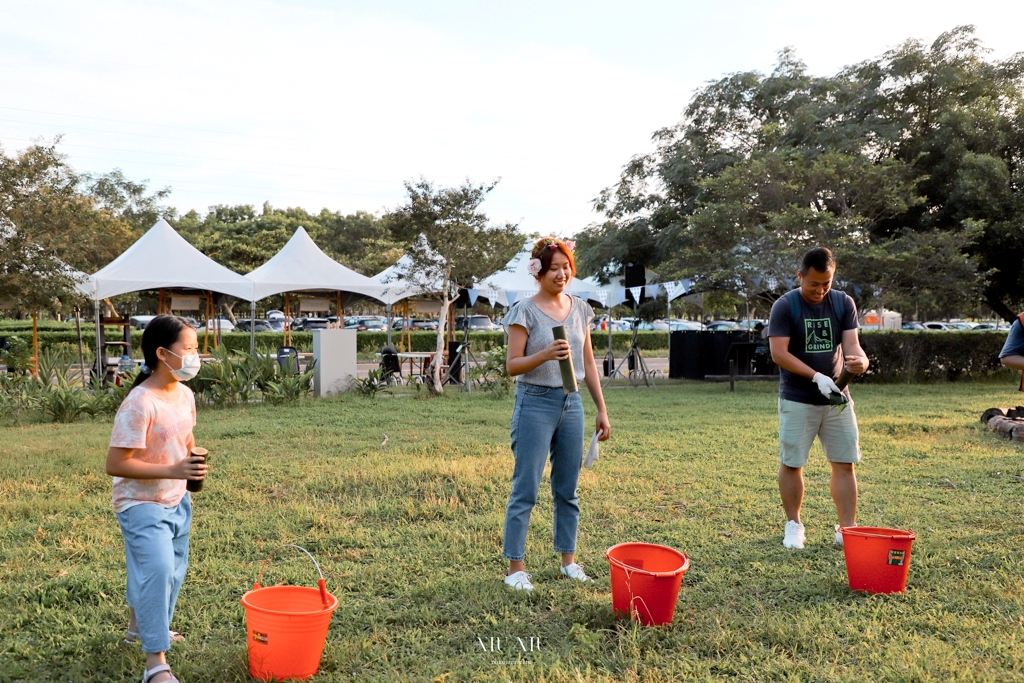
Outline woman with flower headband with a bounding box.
[499,237,612,591]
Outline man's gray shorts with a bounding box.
[778,397,861,468]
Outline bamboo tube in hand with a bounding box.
[551,325,579,394]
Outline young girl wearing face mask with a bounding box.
[106,315,208,683]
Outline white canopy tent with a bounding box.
[88,218,254,301]
[372,254,445,306]
[245,226,387,302]
[371,237,450,346]
[245,226,390,349]
[86,218,257,369]
[474,240,618,308]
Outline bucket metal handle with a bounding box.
[838,527,916,541]
[254,543,330,608]
[607,554,690,579]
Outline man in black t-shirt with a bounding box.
[767,247,869,550]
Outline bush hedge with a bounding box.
[859,330,1011,382]
[19,329,1015,383]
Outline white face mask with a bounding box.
[163,348,201,381]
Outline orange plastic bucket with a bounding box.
[605,542,689,626]
[241,544,339,681]
[840,527,917,594]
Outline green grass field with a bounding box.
[2,380,1023,682]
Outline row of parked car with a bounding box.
[901,321,1006,331]
[128,311,499,333]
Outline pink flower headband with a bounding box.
[527,239,575,276]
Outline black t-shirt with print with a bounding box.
[767,289,859,406]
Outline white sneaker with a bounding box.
[503,570,534,591]
[783,520,805,549]
[559,563,590,582]
[835,525,846,546]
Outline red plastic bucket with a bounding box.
[241,545,339,681]
[840,527,917,594]
[605,542,689,626]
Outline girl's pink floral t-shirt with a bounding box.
[109,383,196,512]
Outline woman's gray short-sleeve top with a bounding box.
[501,296,595,387]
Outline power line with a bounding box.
[0,135,593,197]
[0,107,582,168]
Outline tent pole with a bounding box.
[284,294,290,347]
[75,306,85,387]
[387,303,392,347]
[404,300,410,352]
[212,291,220,350]
[94,299,103,386]
[249,299,256,355]
[336,292,342,329]
[203,294,210,354]
[31,311,39,378]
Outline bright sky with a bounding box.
[1,1,1021,237]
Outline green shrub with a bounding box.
[2,335,32,372]
[470,345,515,397]
[858,331,1010,383]
[352,368,392,398]
[38,386,92,423]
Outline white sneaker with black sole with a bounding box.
[503,570,534,591]
[783,520,805,549]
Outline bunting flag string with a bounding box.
[628,286,644,304]
[596,290,609,307]
[467,289,479,306]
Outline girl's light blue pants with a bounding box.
[502,382,584,561]
[116,493,191,653]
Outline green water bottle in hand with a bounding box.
[551,325,579,394]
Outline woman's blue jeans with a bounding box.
[502,382,585,561]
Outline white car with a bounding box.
[669,320,703,331]
[923,322,955,331]
[130,315,157,330]
[205,318,236,332]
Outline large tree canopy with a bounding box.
[386,178,521,393]
[0,140,167,313]
[578,26,1024,319]
[174,203,405,277]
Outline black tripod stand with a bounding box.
[603,302,656,388]
[442,304,483,392]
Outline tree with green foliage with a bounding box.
[174,202,407,321]
[579,26,1024,320]
[0,140,161,315]
[386,178,521,394]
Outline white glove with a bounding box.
[812,372,842,398]
[583,430,602,468]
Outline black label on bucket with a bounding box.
[887,549,906,566]
[253,631,268,645]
